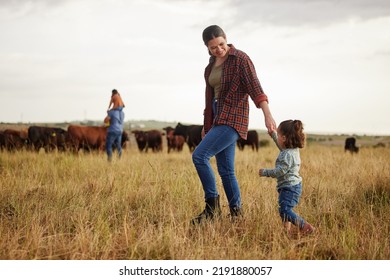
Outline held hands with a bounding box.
[258,100,276,134]
[265,119,277,135]
[269,129,277,137]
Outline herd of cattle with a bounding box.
[0,125,129,153]
[0,122,360,154]
[0,122,261,154]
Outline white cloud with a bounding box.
[0,0,389,134]
[227,0,390,26]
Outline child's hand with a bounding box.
[268,129,277,137]
[258,168,264,177]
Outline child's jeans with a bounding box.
[278,183,305,228]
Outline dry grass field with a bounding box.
[1,137,389,260]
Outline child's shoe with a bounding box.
[300,222,315,236]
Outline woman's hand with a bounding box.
[259,101,277,134]
[265,115,277,135]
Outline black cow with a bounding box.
[132,130,147,152]
[237,130,259,151]
[121,131,129,149]
[345,137,359,153]
[173,123,203,152]
[28,126,69,152]
[132,130,163,152]
[0,131,5,151]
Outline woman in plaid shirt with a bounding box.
[191,25,276,224]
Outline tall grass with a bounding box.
[0,144,389,260]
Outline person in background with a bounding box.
[259,120,315,236]
[191,25,276,224]
[104,105,125,162]
[108,89,125,112]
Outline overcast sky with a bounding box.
[1,0,389,135]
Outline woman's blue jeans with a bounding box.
[278,183,305,228]
[106,131,122,161]
[192,125,241,208]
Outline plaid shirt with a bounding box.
[203,44,268,140]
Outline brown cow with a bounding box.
[163,126,185,153]
[132,129,163,152]
[3,129,29,151]
[68,125,128,153]
[68,125,107,152]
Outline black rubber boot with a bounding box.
[229,206,243,222]
[191,196,222,225]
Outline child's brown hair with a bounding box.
[112,89,119,96]
[279,120,305,149]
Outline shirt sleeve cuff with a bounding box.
[254,94,269,108]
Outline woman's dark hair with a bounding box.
[202,25,226,46]
[112,89,118,96]
[279,120,306,149]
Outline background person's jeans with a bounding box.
[278,183,305,228]
[192,125,241,208]
[106,131,122,161]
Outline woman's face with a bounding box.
[207,36,229,58]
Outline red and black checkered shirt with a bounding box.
[203,44,269,140]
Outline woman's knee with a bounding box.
[192,149,205,165]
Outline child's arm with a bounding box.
[271,131,282,151]
[260,166,284,178]
[259,152,292,178]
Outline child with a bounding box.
[108,89,125,112]
[259,120,315,236]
